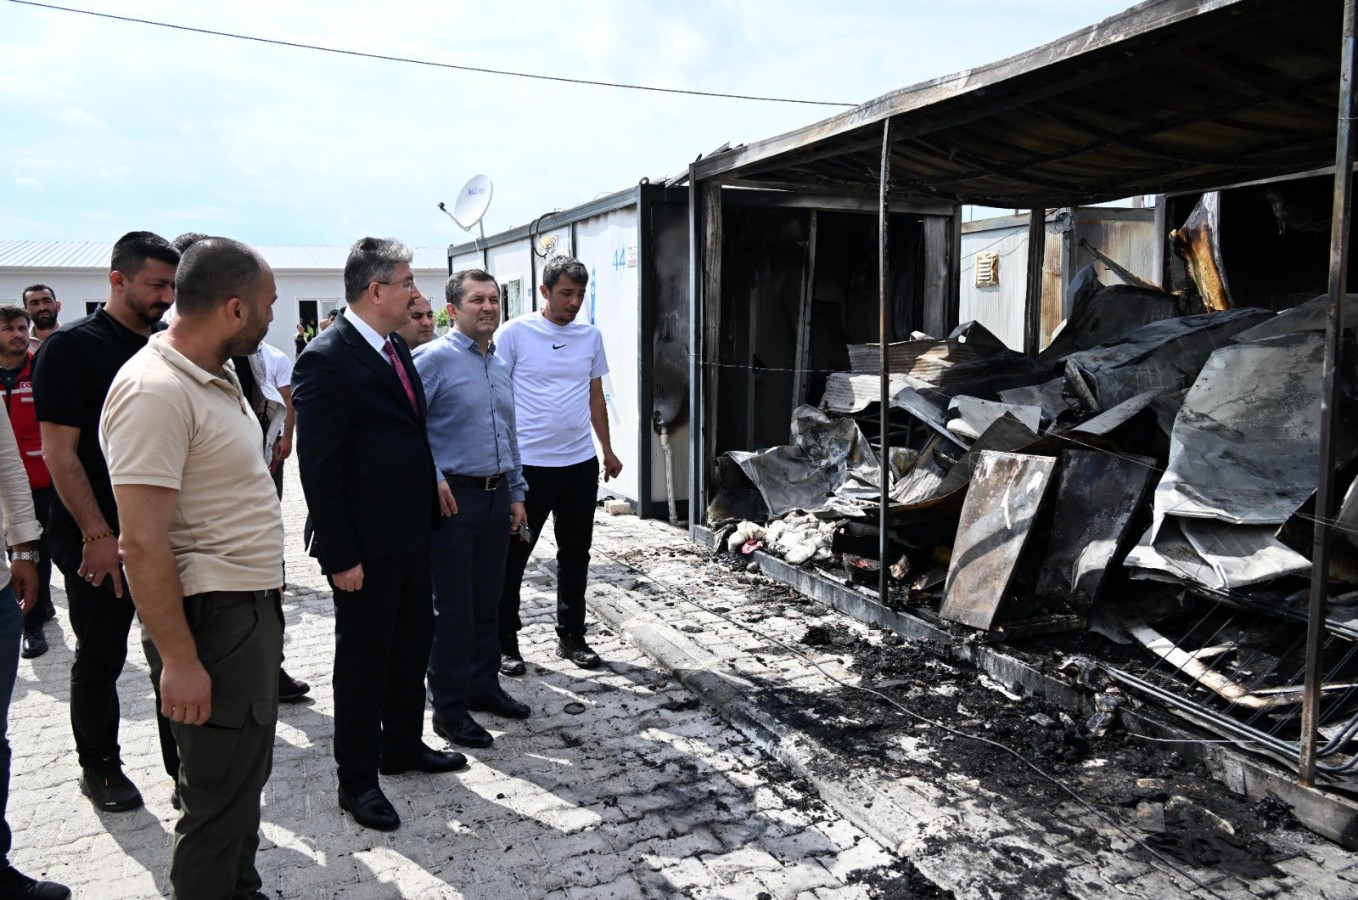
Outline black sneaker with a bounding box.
[80,762,143,812]
[556,634,601,669]
[0,865,70,899]
[20,627,47,660]
[279,669,310,702]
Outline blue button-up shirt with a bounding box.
[413,329,527,503]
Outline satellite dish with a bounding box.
[452,175,493,232]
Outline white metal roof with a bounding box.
[0,241,449,271]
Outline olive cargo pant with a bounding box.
[145,589,283,900]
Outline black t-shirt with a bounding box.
[32,308,149,548]
[0,364,22,393]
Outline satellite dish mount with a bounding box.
[438,175,493,245]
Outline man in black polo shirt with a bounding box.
[32,231,181,813]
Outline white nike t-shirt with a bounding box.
[496,311,609,467]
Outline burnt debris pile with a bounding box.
[708,229,1358,776]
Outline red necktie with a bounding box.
[382,339,418,414]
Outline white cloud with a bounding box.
[13,177,41,190]
[58,108,106,129]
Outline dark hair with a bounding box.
[20,284,55,303]
[0,307,31,326]
[541,256,588,290]
[171,232,210,253]
[110,231,179,279]
[445,269,499,308]
[343,237,412,303]
[174,237,264,316]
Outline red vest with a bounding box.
[2,353,51,490]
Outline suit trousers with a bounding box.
[499,458,599,646]
[145,590,282,900]
[53,540,179,777]
[20,486,52,631]
[428,482,510,722]
[331,547,434,792]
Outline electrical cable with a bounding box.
[3,0,858,108]
[588,540,1229,899]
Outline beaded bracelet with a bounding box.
[82,530,114,544]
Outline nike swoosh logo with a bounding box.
[552,342,566,350]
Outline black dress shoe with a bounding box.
[80,763,143,812]
[557,634,602,669]
[379,742,467,775]
[0,864,70,899]
[170,783,181,811]
[467,687,530,720]
[338,785,399,831]
[20,628,47,660]
[278,669,310,703]
[432,713,493,749]
[499,653,526,677]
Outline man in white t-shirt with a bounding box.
[257,341,295,500]
[495,256,622,672]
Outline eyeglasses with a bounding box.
[376,278,418,291]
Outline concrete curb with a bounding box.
[587,583,917,860]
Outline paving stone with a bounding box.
[6,469,1354,899]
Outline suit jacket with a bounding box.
[293,315,437,574]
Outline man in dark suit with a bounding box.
[292,237,465,832]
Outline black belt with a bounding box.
[444,473,506,491]
[185,588,280,610]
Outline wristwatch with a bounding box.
[9,550,39,564]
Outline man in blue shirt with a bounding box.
[414,270,530,750]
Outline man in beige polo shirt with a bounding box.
[100,236,283,899]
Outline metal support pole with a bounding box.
[1300,0,1356,787]
[878,119,893,604]
[1023,209,1046,356]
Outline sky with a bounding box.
[1,0,1136,250]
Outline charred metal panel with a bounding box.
[940,450,1057,631]
[1155,330,1358,529]
[1061,308,1272,413]
[1033,449,1157,614]
[1037,264,1183,365]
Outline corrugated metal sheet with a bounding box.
[0,241,447,271]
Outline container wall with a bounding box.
[958,221,1029,349]
[573,206,642,505]
[486,241,535,324]
[646,198,692,520]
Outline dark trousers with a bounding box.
[0,584,20,866]
[499,457,598,645]
[271,458,284,501]
[331,547,433,792]
[53,541,179,777]
[146,590,282,900]
[429,483,510,722]
[20,486,52,632]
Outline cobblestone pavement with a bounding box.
[578,513,1358,900]
[5,467,919,899]
[13,459,1358,898]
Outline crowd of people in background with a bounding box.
[0,231,623,900]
